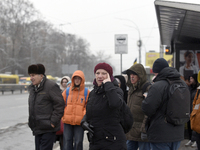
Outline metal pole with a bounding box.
[137,40,142,64]
[120,54,122,75]
[139,46,141,64]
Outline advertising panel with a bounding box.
[146,52,173,69]
[179,50,200,80]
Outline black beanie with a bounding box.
[152,58,169,73]
[28,64,45,75]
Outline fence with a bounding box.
[0,83,93,95]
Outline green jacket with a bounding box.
[126,64,150,142]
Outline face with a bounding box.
[61,78,68,88]
[74,76,82,86]
[115,78,121,87]
[185,53,193,64]
[190,76,195,85]
[95,69,108,86]
[153,73,158,77]
[130,74,139,84]
[29,74,43,86]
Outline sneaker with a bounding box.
[191,141,197,148]
[185,140,193,147]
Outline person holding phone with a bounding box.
[81,62,127,150]
[179,51,199,85]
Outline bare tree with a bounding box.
[0,0,38,74]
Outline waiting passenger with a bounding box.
[81,62,127,150]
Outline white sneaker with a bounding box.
[191,141,197,148]
[185,140,193,147]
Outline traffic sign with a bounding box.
[115,34,128,54]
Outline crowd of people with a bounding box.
[27,58,200,150]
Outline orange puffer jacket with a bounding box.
[62,70,90,125]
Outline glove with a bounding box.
[87,132,93,142]
[141,132,148,141]
[81,121,94,134]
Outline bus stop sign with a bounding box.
[115,34,128,54]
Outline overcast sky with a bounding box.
[28,0,200,74]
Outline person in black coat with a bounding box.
[185,73,198,147]
[142,58,184,150]
[81,62,127,150]
[114,75,128,103]
[28,64,65,150]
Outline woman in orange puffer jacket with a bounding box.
[62,70,90,150]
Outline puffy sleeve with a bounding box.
[104,82,123,109]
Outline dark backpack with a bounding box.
[164,79,190,126]
[120,100,134,133]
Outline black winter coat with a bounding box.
[142,67,185,142]
[28,76,65,135]
[85,80,127,150]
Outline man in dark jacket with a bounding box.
[28,64,65,150]
[142,58,184,150]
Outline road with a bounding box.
[0,91,196,150]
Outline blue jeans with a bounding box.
[150,141,181,150]
[63,124,84,150]
[126,140,151,150]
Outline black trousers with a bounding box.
[196,132,200,150]
[35,132,56,150]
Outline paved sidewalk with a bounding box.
[53,138,197,150]
[178,139,197,150]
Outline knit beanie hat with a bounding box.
[28,64,45,75]
[94,62,114,81]
[152,58,169,73]
[94,62,113,76]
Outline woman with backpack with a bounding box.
[81,62,127,150]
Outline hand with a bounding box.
[143,92,148,98]
[81,121,94,134]
[51,123,55,128]
[103,73,111,84]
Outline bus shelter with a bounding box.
[154,0,200,80]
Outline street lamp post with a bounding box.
[137,39,142,64]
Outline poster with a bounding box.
[146,52,173,68]
[179,50,200,80]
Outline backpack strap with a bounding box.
[65,87,70,106]
[65,87,88,106]
[84,87,88,101]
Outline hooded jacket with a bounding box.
[114,75,128,103]
[125,64,150,141]
[60,76,71,92]
[142,67,184,142]
[28,76,65,135]
[62,70,90,125]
